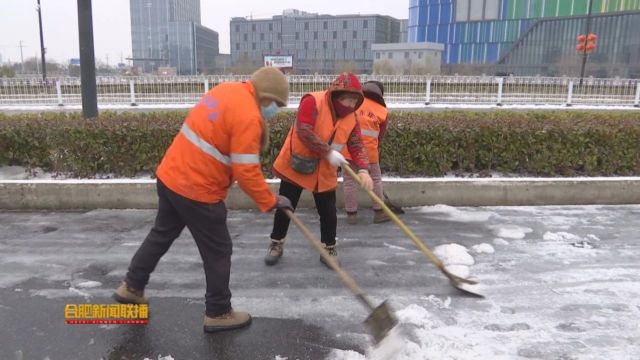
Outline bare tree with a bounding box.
[373,60,395,75]
[335,61,359,74]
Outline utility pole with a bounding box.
[77,0,98,118]
[18,40,25,74]
[37,0,47,81]
[579,0,594,86]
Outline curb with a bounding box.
[2,178,640,210]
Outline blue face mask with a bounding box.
[260,102,279,119]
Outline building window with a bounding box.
[353,30,357,39]
[252,24,256,32]
[243,34,247,41]
[304,22,309,30]
[388,52,392,59]
[296,32,299,40]
[269,23,273,31]
[278,33,281,40]
[343,20,347,29]
[252,43,256,50]
[404,52,409,59]
[323,41,327,49]
[363,40,367,49]
[342,41,347,49]
[304,41,308,49]
[375,52,380,59]
[323,21,328,30]
[418,52,423,59]
[455,0,500,22]
[363,20,368,29]
[260,33,264,41]
[333,31,337,39]
[235,25,240,32]
[314,32,318,40]
[269,42,273,50]
[236,43,240,50]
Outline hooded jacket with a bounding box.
[272,72,369,192]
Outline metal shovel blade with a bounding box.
[444,271,485,298]
[364,301,399,345]
[383,192,405,215]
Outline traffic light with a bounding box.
[576,33,597,54]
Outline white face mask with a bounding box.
[260,102,279,119]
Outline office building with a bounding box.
[408,0,640,76]
[130,0,219,74]
[230,9,401,74]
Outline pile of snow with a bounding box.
[491,225,532,239]
[433,243,475,279]
[418,205,495,222]
[471,243,495,254]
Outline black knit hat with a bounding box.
[363,81,384,97]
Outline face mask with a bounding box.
[261,102,279,119]
[332,98,355,118]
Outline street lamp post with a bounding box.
[36,0,47,81]
[579,0,594,86]
[77,0,98,118]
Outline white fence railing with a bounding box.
[1,75,639,108]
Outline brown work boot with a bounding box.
[346,212,358,225]
[264,238,285,266]
[203,310,252,333]
[373,209,391,224]
[113,281,148,304]
[319,243,340,268]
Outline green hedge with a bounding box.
[1,110,640,178]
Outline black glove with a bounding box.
[275,195,293,211]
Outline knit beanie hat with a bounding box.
[362,80,386,107]
[250,67,289,106]
[362,80,384,97]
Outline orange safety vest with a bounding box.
[273,91,357,193]
[345,98,388,164]
[156,82,277,212]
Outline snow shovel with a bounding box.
[342,164,484,298]
[282,208,399,345]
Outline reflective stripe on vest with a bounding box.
[331,143,345,152]
[361,129,379,138]
[181,123,231,166]
[181,123,261,166]
[230,153,260,164]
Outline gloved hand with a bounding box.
[358,170,374,191]
[274,195,293,211]
[326,149,346,167]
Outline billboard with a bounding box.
[264,55,293,69]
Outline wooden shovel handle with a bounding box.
[283,208,375,310]
[342,164,446,270]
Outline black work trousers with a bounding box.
[270,179,337,245]
[125,179,233,317]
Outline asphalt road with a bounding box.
[1,205,639,359]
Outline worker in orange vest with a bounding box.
[113,67,294,333]
[266,72,374,267]
[343,80,391,224]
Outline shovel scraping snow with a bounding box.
[283,209,400,346]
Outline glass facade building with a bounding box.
[130,0,218,74]
[408,0,640,76]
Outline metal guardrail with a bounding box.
[0,75,639,108]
